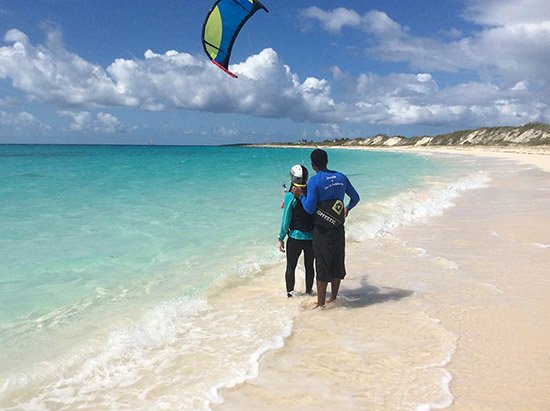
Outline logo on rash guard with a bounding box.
[331,200,344,215]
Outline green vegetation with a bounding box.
[280,123,550,147]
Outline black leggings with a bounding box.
[285,237,314,293]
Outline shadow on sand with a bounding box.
[338,277,413,309]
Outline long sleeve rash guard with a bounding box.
[300,169,360,215]
[278,191,314,241]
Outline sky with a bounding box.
[0,0,549,145]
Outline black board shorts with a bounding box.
[313,224,346,282]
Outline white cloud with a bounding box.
[0,95,25,107]
[215,126,238,136]
[58,110,92,131]
[96,112,124,133]
[512,81,528,91]
[333,70,548,126]
[464,0,550,26]
[439,28,464,40]
[0,26,548,133]
[311,123,345,139]
[300,7,362,33]
[302,6,550,92]
[363,10,407,39]
[94,46,339,122]
[58,110,125,133]
[0,29,133,107]
[417,73,433,83]
[0,110,49,130]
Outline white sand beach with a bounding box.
[401,145,550,173]
[216,146,550,410]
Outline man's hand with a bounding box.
[344,207,349,219]
[291,186,303,198]
[278,240,285,252]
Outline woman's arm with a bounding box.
[278,192,296,241]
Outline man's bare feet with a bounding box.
[313,303,325,310]
[327,296,337,304]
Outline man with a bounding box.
[292,149,360,309]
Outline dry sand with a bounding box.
[401,145,550,174]
[216,146,550,410]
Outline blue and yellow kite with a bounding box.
[202,0,269,78]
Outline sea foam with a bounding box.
[347,172,492,241]
[1,297,209,408]
[0,145,483,409]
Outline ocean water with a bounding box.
[0,144,485,409]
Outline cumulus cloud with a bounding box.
[215,126,238,137]
[0,24,548,132]
[0,29,133,107]
[0,31,340,122]
[330,69,548,125]
[311,123,345,139]
[58,110,125,133]
[0,110,49,131]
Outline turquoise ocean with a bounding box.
[0,144,488,409]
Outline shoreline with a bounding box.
[383,145,550,174]
[2,145,548,409]
[254,143,550,174]
[218,146,550,409]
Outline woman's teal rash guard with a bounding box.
[278,191,313,241]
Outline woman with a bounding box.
[278,164,314,297]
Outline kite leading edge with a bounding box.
[202,0,269,78]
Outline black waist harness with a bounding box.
[314,199,345,228]
[290,199,314,232]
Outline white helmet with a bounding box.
[289,164,309,186]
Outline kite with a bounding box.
[202,0,269,78]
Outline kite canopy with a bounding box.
[202,0,269,78]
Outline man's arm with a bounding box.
[300,178,318,214]
[345,176,360,211]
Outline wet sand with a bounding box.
[216,148,550,410]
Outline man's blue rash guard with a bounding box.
[300,169,360,214]
[278,191,313,241]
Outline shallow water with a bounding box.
[0,144,479,409]
[215,156,550,411]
